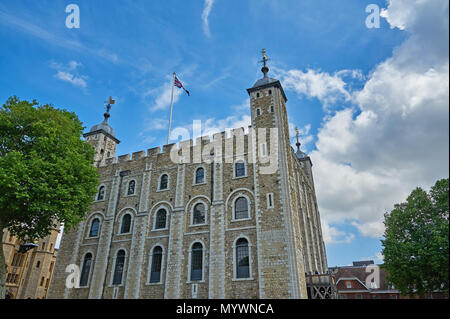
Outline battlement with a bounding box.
[98,125,260,168]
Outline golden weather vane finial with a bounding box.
[104,96,115,113]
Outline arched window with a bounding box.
[190,243,203,281]
[127,180,136,195]
[236,238,250,278]
[193,203,206,225]
[195,168,205,184]
[120,214,132,234]
[112,250,125,285]
[36,261,40,268]
[235,161,246,178]
[150,246,163,283]
[256,108,261,116]
[89,218,100,237]
[155,209,167,229]
[80,253,92,286]
[97,186,105,201]
[159,174,168,190]
[235,197,249,220]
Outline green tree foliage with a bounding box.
[0,97,99,298]
[381,178,449,298]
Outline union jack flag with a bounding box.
[174,75,190,96]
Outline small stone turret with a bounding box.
[83,98,120,167]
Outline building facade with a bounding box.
[48,60,328,299]
[330,261,449,299]
[2,229,59,299]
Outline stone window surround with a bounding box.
[152,206,170,231]
[232,235,254,281]
[146,243,166,285]
[124,178,138,197]
[187,239,207,284]
[79,250,95,288]
[156,172,170,192]
[232,159,248,179]
[117,209,135,236]
[193,165,207,186]
[231,194,252,222]
[109,247,128,287]
[190,200,209,227]
[95,184,107,202]
[266,193,274,209]
[86,214,103,239]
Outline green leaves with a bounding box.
[382,178,449,297]
[0,96,99,240]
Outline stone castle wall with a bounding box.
[48,80,328,299]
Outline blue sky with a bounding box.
[1,0,448,267]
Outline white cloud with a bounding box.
[201,0,214,37]
[275,67,360,109]
[148,78,183,112]
[51,60,87,88]
[284,0,449,240]
[322,221,355,245]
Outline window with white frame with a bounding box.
[149,246,163,283]
[195,167,205,184]
[266,193,274,209]
[234,197,249,220]
[260,143,267,157]
[192,203,206,225]
[120,214,132,234]
[190,243,203,281]
[235,238,250,279]
[234,161,246,178]
[127,180,136,195]
[89,218,100,237]
[159,174,169,190]
[97,186,105,201]
[154,209,167,230]
[112,250,125,285]
[79,253,92,287]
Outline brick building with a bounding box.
[330,261,449,299]
[48,54,328,299]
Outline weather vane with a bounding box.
[260,48,270,67]
[104,96,115,114]
[295,126,301,152]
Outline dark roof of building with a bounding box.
[330,264,390,291]
[90,119,115,136]
[353,260,374,267]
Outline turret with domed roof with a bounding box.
[83,98,120,167]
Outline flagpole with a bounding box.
[167,72,176,145]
